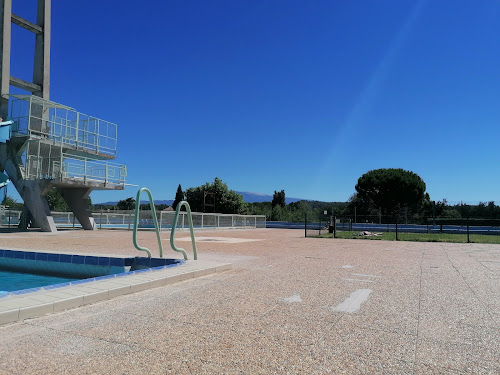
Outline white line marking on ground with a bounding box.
[341,265,354,269]
[342,278,375,283]
[283,295,302,303]
[351,273,382,278]
[334,289,372,313]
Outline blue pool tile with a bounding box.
[35,252,48,261]
[115,271,132,277]
[11,287,43,295]
[94,274,115,281]
[13,251,25,259]
[150,266,166,271]
[0,291,9,298]
[135,257,151,267]
[24,252,37,260]
[0,249,4,257]
[98,257,110,266]
[85,256,99,266]
[124,258,134,267]
[60,254,72,263]
[4,250,17,258]
[47,253,59,262]
[72,255,85,264]
[134,268,150,274]
[3,250,13,258]
[44,282,71,290]
[71,278,94,285]
[150,258,166,267]
[110,258,124,267]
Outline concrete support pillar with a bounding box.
[58,187,96,230]
[0,0,12,119]
[19,179,56,231]
[0,142,56,232]
[4,168,55,232]
[33,0,50,99]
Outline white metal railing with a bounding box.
[25,153,126,187]
[0,208,21,227]
[61,154,126,187]
[0,209,266,230]
[97,211,266,230]
[57,211,265,230]
[8,95,117,157]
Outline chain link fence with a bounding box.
[305,214,500,244]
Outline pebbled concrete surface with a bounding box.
[0,228,499,374]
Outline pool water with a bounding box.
[0,270,79,292]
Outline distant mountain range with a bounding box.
[235,191,303,204]
[97,191,305,206]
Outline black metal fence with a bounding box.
[305,215,500,244]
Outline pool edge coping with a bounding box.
[0,260,232,325]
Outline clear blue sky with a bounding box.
[7,0,500,204]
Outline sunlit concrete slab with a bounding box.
[0,228,498,374]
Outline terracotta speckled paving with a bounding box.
[0,228,499,374]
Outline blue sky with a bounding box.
[6,0,500,204]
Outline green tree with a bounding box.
[1,195,23,210]
[271,205,287,221]
[487,201,499,219]
[173,184,184,210]
[45,188,69,211]
[185,177,247,214]
[288,200,313,222]
[117,197,135,210]
[441,207,461,218]
[272,190,286,208]
[354,168,427,215]
[246,201,272,219]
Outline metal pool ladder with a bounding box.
[132,188,197,260]
[170,201,198,260]
[133,188,163,258]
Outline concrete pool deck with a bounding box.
[0,228,499,374]
[0,258,231,325]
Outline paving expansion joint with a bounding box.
[0,260,231,325]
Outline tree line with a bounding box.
[3,171,500,224]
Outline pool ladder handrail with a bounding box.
[132,189,197,260]
[170,201,198,260]
[132,187,163,258]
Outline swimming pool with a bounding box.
[0,249,184,297]
[0,270,79,292]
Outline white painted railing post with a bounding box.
[76,112,79,148]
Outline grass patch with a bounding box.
[313,231,500,244]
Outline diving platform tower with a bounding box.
[0,0,127,232]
